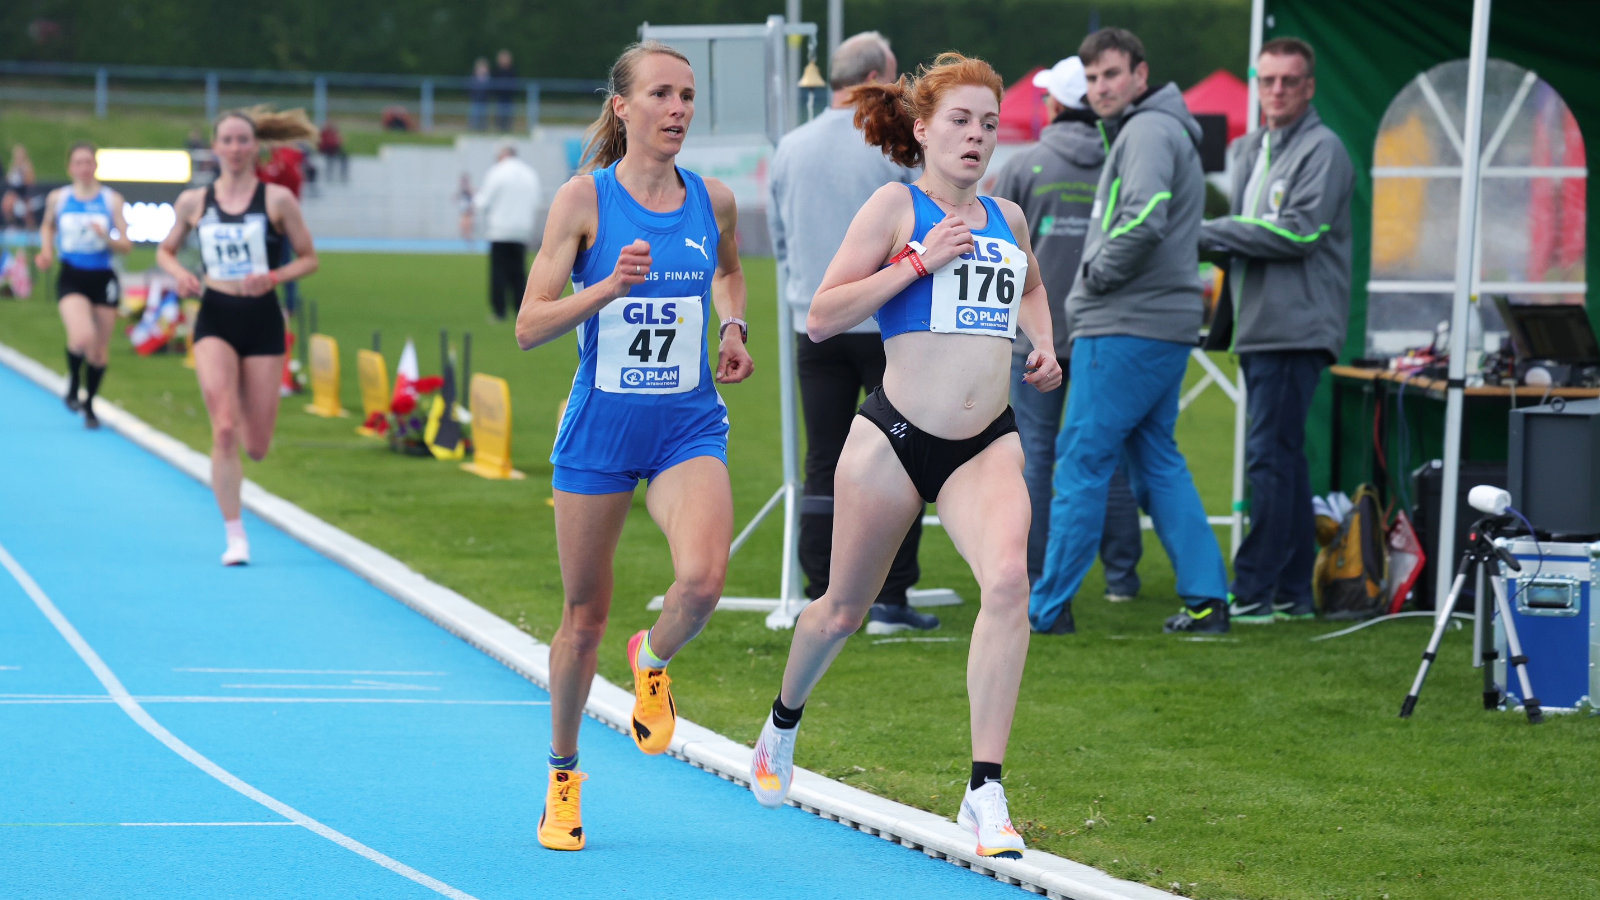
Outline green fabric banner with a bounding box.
[1264,0,1597,495]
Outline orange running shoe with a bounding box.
[627,629,676,754]
[537,769,587,851]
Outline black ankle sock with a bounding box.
[85,364,106,405]
[970,761,1003,791]
[771,695,804,730]
[65,350,84,396]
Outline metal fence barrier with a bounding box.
[0,61,605,130]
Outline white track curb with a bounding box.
[1,340,1177,900]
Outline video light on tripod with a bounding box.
[1467,485,1512,517]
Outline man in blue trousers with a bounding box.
[1028,28,1230,635]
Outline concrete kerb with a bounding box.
[0,339,1178,900]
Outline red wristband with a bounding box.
[268,270,280,286]
[890,240,929,277]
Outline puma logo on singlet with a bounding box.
[685,235,708,261]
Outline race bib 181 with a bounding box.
[199,216,269,280]
[928,237,1025,339]
[594,295,703,394]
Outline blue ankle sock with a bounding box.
[548,747,578,771]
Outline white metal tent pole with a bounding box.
[1433,0,1493,611]
[766,14,809,629]
[827,0,842,64]
[1227,0,1267,556]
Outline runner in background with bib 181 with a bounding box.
[513,40,753,853]
[156,108,320,567]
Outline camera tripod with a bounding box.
[1399,516,1544,724]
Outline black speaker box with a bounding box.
[1410,459,1507,610]
[1509,397,1600,537]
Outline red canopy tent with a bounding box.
[1183,69,1251,143]
[998,66,1049,144]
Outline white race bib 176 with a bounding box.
[928,236,1026,339]
[199,217,269,279]
[594,295,703,394]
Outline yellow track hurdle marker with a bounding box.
[461,373,525,480]
[304,333,347,418]
[355,349,390,436]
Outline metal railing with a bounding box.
[0,61,605,130]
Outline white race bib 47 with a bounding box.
[594,295,703,394]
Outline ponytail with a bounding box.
[849,76,921,168]
[848,52,1004,170]
[215,106,318,143]
[579,102,628,174]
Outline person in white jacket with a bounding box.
[473,144,541,321]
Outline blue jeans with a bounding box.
[1009,353,1142,594]
[1029,335,1227,630]
[1229,350,1327,615]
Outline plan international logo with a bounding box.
[621,366,682,389]
[956,307,1010,331]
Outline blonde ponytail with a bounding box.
[215,106,319,143]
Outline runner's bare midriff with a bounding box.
[881,331,1013,440]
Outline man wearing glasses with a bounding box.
[1199,37,1355,625]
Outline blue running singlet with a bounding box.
[549,163,729,487]
[55,188,116,271]
[875,185,1027,342]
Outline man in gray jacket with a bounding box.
[1200,37,1354,625]
[991,56,1143,633]
[1028,28,1230,635]
[766,32,935,634]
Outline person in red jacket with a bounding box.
[257,144,305,318]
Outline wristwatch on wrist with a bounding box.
[719,316,748,342]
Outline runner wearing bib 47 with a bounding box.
[514,41,754,853]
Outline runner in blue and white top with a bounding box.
[748,53,1059,863]
[35,142,132,429]
[513,41,753,854]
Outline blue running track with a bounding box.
[0,359,1031,899]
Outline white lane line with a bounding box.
[2,821,299,827]
[0,665,20,670]
[122,821,300,827]
[218,682,442,691]
[0,541,480,900]
[0,694,547,706]
[176,668,448,676]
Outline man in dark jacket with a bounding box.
[991,56,1143,634]
[1028,28,1231,636]
[1200,37,1354,625]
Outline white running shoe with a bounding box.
[221,536,251,567]
[957,780,1025,859]
[750,716,798,808]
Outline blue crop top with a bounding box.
[875,185,1027,342]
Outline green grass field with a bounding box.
[0,108,461,181]
[2,248,1595,900]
